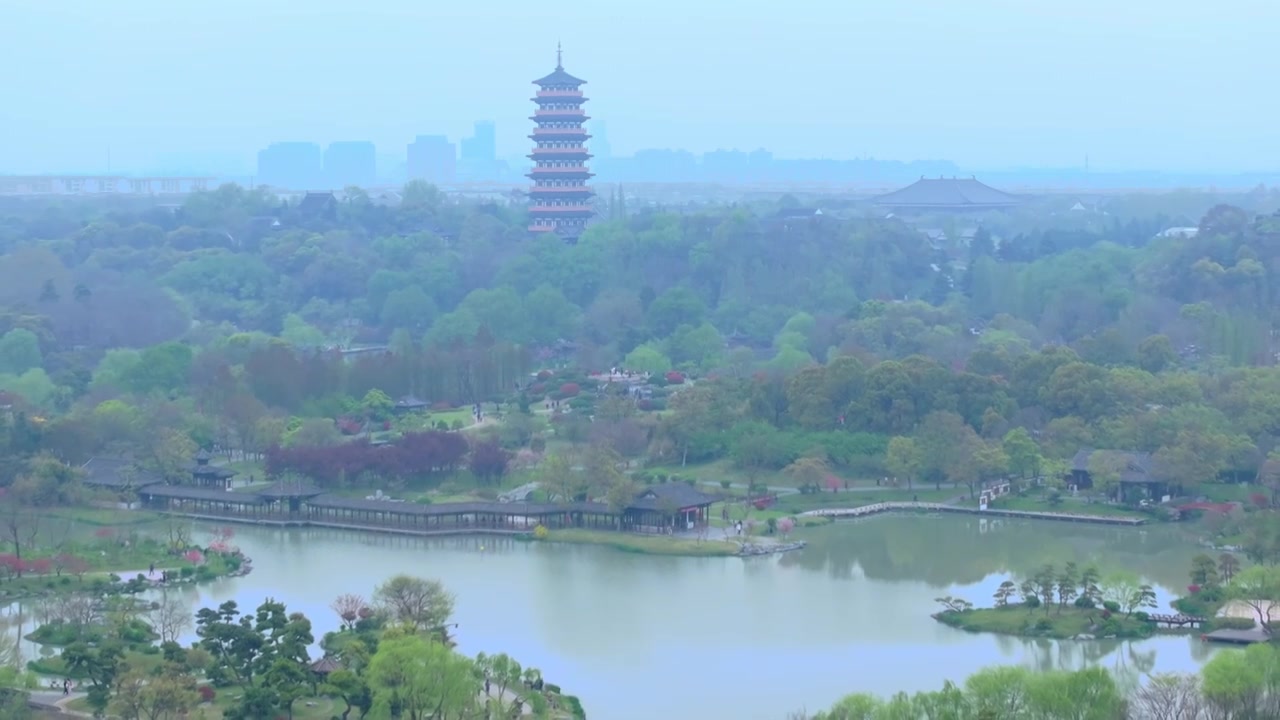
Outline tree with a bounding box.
[784,456,829,494]
[1228,565,1280,632]
[61,639,126,716]
[1190,554,1221,588]
[372,575,455,633]
[1131,673,1204,720]
[0,328,42,375]
[1001,427,1042,480]
[1056,562,1079,610]
[111,665,200,720]
[360,389,394,422]
[331,593,369,630]
[367,631,480,720]
[777,517,795,538]
[993,580,1016,608]
[1033,564,1057,614]
[884,436,922,490]
[469,438,510,485]
[149,592,193,645]
[1219,553,1241,584]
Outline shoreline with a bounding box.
[802,501,1147,526]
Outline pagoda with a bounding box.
[528,44,594,240]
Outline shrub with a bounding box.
[1187,584,1201,595]
[720,480,731,489]
[637,399,654,411]
[1134,611,1150,621]
[180,567,195,578]
[559,383,581,398]
[537,370,552,381]
[665,371,685,384]
[1102,600,1121,613]
[1073,596,1095,609]
[1033,618,1053,632]
[533,525,549,540]
[198,685,216,703]
[1023,595,1041,608]
[1100,609,1112,620]
[529,382,547,396]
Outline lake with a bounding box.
[3,514,1221,720]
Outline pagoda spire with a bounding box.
[556,41,563,69]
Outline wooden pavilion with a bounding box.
[190,450,237,489]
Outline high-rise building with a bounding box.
[591,120,611,160]
[406,135,456,184]
[324,141,377,189]
[257,142,323,190]
[460,121,497,163]
[527,46,594,240]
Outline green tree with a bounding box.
[622,343,671,375]
[1001,427,1043,480]
[367,631,480,720]
[1228,565,1280,631]
[372,575,455,634]
[0,328,42,375]
[884,436,922,490]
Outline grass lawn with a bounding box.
[935,605,1153,640]
[28,506,167,528]
[67,693,344,719]
[542,528,739,556]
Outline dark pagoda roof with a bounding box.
[534,64,586,86]
[194,449,213,462]
[873,177,1021,210]
[80,457,163,489]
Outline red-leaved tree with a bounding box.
[469,439,511,485]
[559,383,581,398]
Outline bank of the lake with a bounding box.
[8,513,1220,720]
[539,528,740,556]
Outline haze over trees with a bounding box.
[0,186,1276,504]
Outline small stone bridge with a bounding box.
[1145,613,1207,629]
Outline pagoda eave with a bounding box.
[532,96,589,104]
[529,115,591,122]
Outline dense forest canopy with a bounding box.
[2,182,1280,499]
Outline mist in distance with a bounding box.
[1,0,1276,175]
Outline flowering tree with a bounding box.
[184,549,205,565]
[28,557,52,575]
[331,593,368,630]
[777,517,795,538]
[665,371,685,384]
[469,439,511,485]
[559,383,581,398]
[824,474,842,493]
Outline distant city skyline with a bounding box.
[3,0,1276,177]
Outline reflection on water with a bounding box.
[4,516,1220,720]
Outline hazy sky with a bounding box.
[2,0,1276,174]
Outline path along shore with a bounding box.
[800,501,1146,526]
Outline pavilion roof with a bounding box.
[309,657,343,675]
[306,494,604,517]
[872,177,1021,209]
[257,479,325,499]
[80,457,163,489]
[1071,448,1161,484]
[629,483,721,511]
[191,465,236,479]
[395,395,428,409]
[194,449,213,462]
[534,65,586,87]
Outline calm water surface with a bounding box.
[4,515,1221,720]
